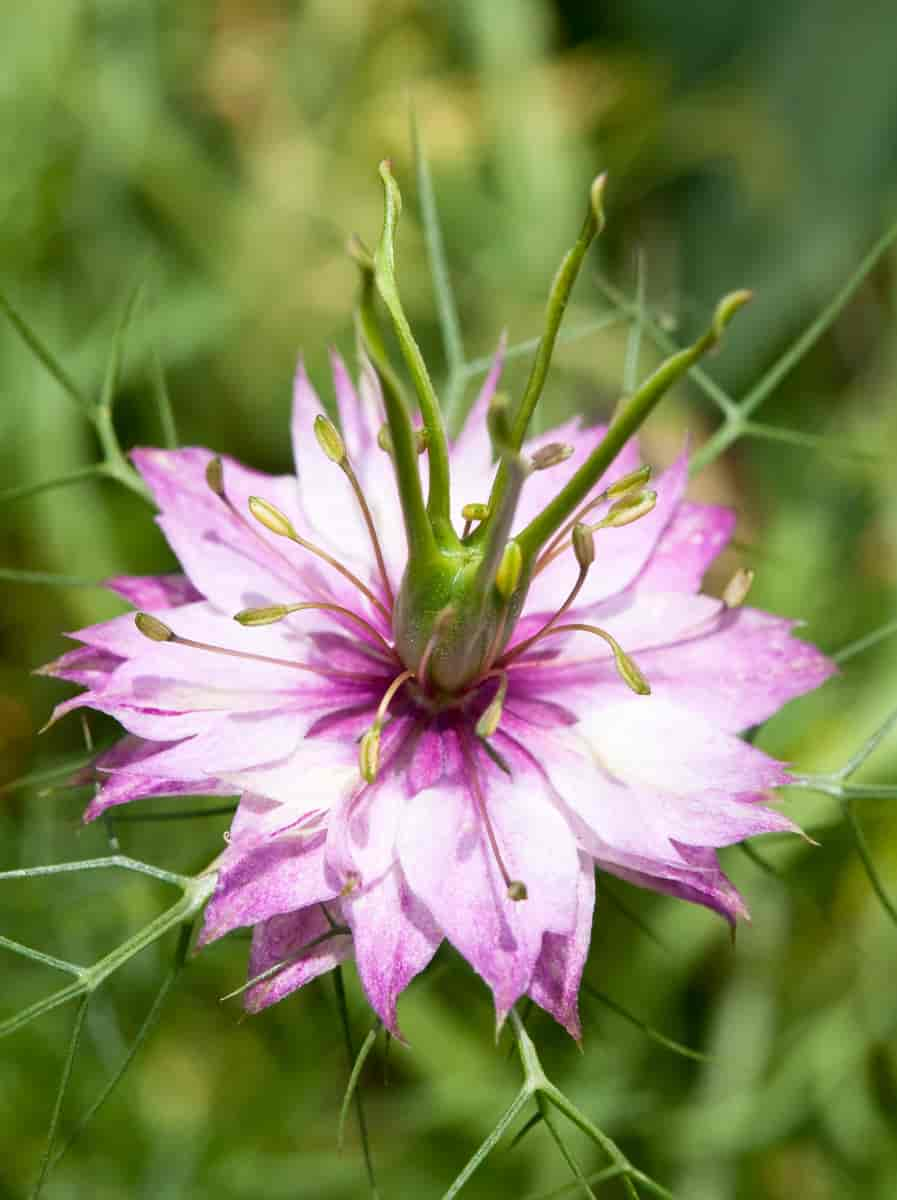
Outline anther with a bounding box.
[135,613,175,642]
[357,669,414,783]
[247,495,390,620]
[205,455,226,498]
[495,541,522,600]
[572,522,594,569]
[340,872,361,897]
[502,526,594,664]
[596,490,657,530]
[133,613,380,682]
[461,502,490,539]
[462,502,490,523]
[234,604,291,626]
[377,424,428,456]
[313,417,395,607]
[248,495,297,540]
[723,567,755,608]
[313,414,346,465]
[476,671,509,740]
[461,733,528,904]
[359,728,381,784]
[606,464,652,497]
[530,442,574,471]
[534,464,653,574]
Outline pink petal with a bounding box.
[132,446,342,616]
[633,502,736,593]
[529,852,595,1039]
[37,645,122,687]
[342,865,442,1037]
[602,846,749,925]
[624,608,837,733]
[397,753,579,1022]
[105,573,202,610]
[244,904,352,1013]
[110,710,307,780]
[84,772,232,821]
[198,827,337,946]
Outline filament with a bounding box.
[459,730,527,901]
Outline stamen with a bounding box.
[204,456,363,610]
[233,601,397,660]
[504,621,651,695]
[494,541,523,600]
[133,612,382,683]
[461,502,489,540]
[314,415,395,609]
[376,424,428,456]
[594,489,657,529]
[722,566,755,608]
[534,465,652,575]
[248,495,391,622]
[501,523,593,664]
[530,442,574,471]
[475,671,509,739]
[357,668,414,783]
[460,732,527,902]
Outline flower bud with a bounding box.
[135,613,175,642]
[314,415,346,465]
[248,496,297,540]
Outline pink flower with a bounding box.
[41,345,834,1040]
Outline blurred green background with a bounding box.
[3,1,897,1197]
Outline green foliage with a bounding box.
[3,2,897,1198]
